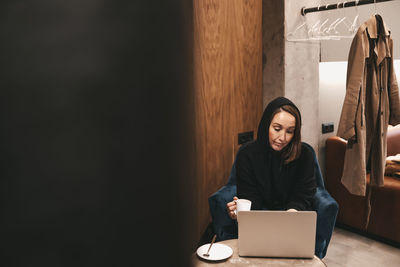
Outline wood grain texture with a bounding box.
[193,0,262,244]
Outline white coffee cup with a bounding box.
[234,199,252,215]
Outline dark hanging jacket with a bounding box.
[236,97,316,211]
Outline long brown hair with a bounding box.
[271,104,302,164]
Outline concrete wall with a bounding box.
[285,0,321,151]
[263,0,321,150]
[262,0,285,108]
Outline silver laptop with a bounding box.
[238,210,317,258]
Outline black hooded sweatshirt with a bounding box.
[236,97,316,211]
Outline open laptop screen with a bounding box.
[238,210,317,258]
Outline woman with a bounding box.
[227,97,316,219]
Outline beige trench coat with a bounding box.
[337,15,400,196]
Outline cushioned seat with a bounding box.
[208,142,339,259]
[325,127,400,245]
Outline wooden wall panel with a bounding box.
[193,0,262,244]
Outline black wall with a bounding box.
[0,1,195,266]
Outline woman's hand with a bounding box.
[287,208,298,212]
[226,196,238,220]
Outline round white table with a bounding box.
[193,239,326,266]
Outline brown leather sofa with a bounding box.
[325,127,400,244]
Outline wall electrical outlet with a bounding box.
[322,123,334,134]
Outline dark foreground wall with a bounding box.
[0,1,195,266]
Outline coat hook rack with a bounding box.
[301,0,393,16]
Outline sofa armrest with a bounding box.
[314,187,339,259]
[208,185,238,241]
[387,127,400,156]
[325,136,347,193]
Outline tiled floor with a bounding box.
[323,227,400,267]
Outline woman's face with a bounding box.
[268,110,296,151]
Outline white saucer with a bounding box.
[196,243,233,261]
